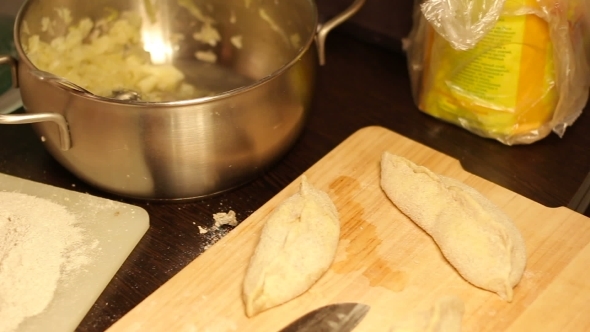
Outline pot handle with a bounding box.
[0,55,71,151]
[0,54,22,114]
[315,0,367,65]
[0,112,71,151]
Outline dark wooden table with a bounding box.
[1,31,589,331]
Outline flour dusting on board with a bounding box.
[0,192,94,332]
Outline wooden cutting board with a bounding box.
[108,126,590,332]
[0,173,150,332]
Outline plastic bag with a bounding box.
[420,0,505,50]
[405,0,590,145]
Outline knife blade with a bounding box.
[278,302,370,332]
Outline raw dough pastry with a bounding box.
[242,176,340,317]
[390,296,465,332]
[380,152,526,301]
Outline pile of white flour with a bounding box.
[0,192,91,332]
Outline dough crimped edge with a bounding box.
[242,175,340,317]
[380,152,527,301]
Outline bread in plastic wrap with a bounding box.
[405,0,590,145]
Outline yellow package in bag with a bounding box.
[406,0,590,145]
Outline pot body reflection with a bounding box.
[10,0,319,199]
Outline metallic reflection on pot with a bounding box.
[0,0,364,199]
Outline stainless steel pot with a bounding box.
[0,0,364,200]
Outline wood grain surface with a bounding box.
[108,126,590,332]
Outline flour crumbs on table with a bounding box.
[195,210,238,252]
[200,227,231,251]
[213,210,238,228]
[0,192,94,332]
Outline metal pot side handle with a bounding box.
[0,54,17,89]
[0,54,71,151]
[0,112,71,151]
[315,0,367,66]
[0,53,23,114]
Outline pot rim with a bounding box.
[13,0,319,107]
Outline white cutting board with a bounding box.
[0,172,150,332]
